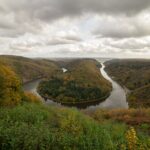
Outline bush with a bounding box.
[0,104,149,149]
[0,64,23,106]
[0,103,125,150]
[24,92,41,104]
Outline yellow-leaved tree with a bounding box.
[0,64,23,106]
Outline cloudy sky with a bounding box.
[0,0,150,58]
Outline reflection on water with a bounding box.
[23,60,128,109]
[62,68,67,73]
[23,79,61,106]
[87,62,128,110]
[23,79,43,100]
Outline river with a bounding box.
[86,61,128,110]
[23,60,128,109]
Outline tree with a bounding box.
[0,64,23,106]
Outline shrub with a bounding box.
[24,92,41,104]
[0,64,23,106]
[0,103,124,150]
[126,127,138,150]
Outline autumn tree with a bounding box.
[0,64,23,106]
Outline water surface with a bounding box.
[23,79,42,99]
[86,61,128,110]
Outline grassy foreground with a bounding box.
[0,103,150,150]
[0,103,117,150]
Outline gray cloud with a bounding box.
[9,41,42,52]
[63,35,82,42]
[9,35,82,49]
[46,38,77,45]
[108,38,150,50]
[0,0,150,37]
[0,0,150,58]
[92,15,150,38]
[94,27,150,39]
[2,0,150,21]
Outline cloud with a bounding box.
[63,35,82,42]
[92,14,150,38]
[0,0,150,58]
[107,37,150,50]
[46,28,82,45]
[0,0,150,38]
[0,0,150,31]
[1,0,150,21]
[46,37,78,45]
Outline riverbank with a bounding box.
[104,59,150,108]
[40,94,110,109]
[23,59,128,109]
[87,61,128,109]
[37,59,112,108]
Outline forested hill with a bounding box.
[38,59,112,104]
[105,59,150,108]
[0,55,61,83]
[105,59,150,90]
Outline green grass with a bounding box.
[0,103,124,150]
[0,103,150,150]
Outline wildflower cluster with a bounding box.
[125,127,138,150]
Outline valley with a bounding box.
[37,59,112,107]
[0,55,150,149]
